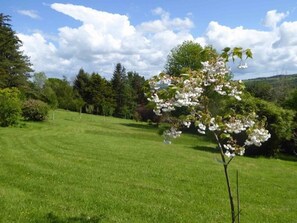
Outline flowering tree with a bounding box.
[147,47,271,223]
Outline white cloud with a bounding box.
[17,10,40,19]
[17,32,75,76]
[201,19,297,79]
[263,10,288,29]
[273,21,297,47]
[17,4,297,80]
[18,4,194,79]
[139,7,193,33]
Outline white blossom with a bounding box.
[209,118,220,131]
[163,127,182,144]
[238,62,248,69]
[245,128,271,147]
[225,119,246,134]
[197,123,206,134]
[225,150,235,157]
[224,144,236,151]
[183,121,191,128]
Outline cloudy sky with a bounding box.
[2,0,297,80]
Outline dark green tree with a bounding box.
[47,77,75,110]
[165,40,217,76]
[88,73,115,116]
[111,63,131,118]
[73,68,91,105]
[127,71,146,105]
[0,14,32,89]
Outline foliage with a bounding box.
[88,73,115,116]
[0,87,22,126]
[73,68,91,105]
[73,69,115,115]
[47,77,77,111]
[22,99,49,121]
[0,14,32,89]
[165,40,218,76]
[127,71,147,105]
[283,88,297,111]
[245,81,274,101]
[27,72,59,110]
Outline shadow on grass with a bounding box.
[191,145,220,154]
[36,212,105,223]
[120,123,158,130]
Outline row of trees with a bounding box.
[26,65,146,119]
[74,64,146,118]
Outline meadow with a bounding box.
[0,110,296,223]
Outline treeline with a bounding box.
[27,64,148,119]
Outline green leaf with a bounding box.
[220,133,231,139]
[245,49,253,59]
[222,47,231,53]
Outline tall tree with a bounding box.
[127,71,146,105]
[88,73,115,116]
[111,63,130,118]
[165,40,217,76]
[0,14,32,88]
[73,68,91,103]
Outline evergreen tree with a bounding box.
[111,63,130,118]
[89,73,115,116]
[127,71,146,105]
[73,68,91,104]
[0,14,32,89]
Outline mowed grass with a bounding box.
[0,110,296,223]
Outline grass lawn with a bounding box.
[0,110,296,222]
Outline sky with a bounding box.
[2,0,297,80]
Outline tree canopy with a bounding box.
[164,40,218,76]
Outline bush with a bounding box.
[22,99,49,121]
[0,88,22,127]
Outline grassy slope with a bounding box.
[0,110,296,222]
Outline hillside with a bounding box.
[244,73,297,89]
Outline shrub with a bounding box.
[0,88,22,127]
[22,99,49,121]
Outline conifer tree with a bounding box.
[0,14,32,88]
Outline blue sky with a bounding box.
[2,0,297,80]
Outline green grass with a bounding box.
[0,110,296,223]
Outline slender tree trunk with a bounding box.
[214,133,236,223]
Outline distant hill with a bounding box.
[243,73,297,103]
[244,73,297,89]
